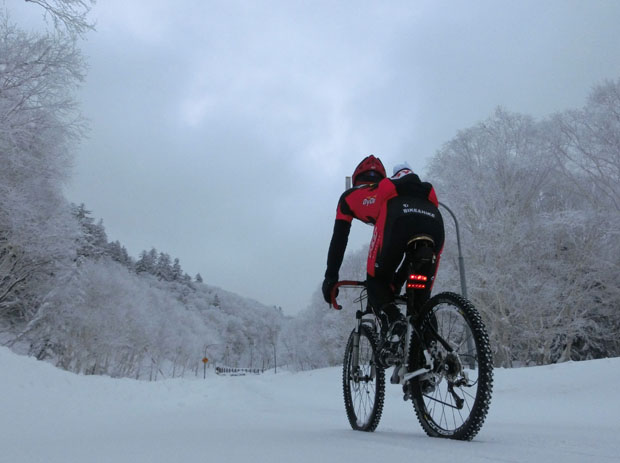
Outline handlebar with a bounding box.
[330,280,366,310]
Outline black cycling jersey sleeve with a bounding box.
[325,219,352,280]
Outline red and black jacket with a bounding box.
[325,170,438,280]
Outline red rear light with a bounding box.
[407,283,426,289]
[407,274,428,290]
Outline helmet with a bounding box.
[392,162,412,178]
[352,155,386,186]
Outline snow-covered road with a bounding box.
[2,347,618,463]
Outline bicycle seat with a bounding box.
[406,234,436,268]
[406,234,435,250]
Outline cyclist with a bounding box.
[322,155,445,341]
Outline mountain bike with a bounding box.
[330,234,493,440]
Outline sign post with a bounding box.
[202,357,208,379]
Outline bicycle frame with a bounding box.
[331,280,435,386]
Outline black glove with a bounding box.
[322,277,338,304]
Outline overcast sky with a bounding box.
[10,0,620,314]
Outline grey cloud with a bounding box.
[12,0,619,313]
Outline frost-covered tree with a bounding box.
[72,204,108,259]
[19,259,213,377]
[25,0,95,38]
[0,10,83,329]
[135,248,157,274]
[107,241,132,268]
[155,252,173,281]
[171,258,182,281]
[549,78,620,212]
[427,100,620,366]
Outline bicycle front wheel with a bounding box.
[342,324,385,431]
[410,292,493,440]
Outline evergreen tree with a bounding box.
[107,241,134,269]
[120,245,133,269]
[72,204,108,259]
[135,248,157,274]
[156,252,173,281]
[171,258,182,281]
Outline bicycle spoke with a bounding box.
[343,324,385,432]
[411,293,493,440]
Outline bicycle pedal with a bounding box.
[390,366,402,384]
[402,383,412,401]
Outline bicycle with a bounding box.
[330,234,493,440]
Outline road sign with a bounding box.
[202,357,209,379]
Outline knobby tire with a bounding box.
[342,324,385,432]
[410,292,493,440]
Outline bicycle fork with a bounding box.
[350,310,377,382]
[351,317,361,376]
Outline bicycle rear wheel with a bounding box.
[342,324,385,431]
[409,292,493,440]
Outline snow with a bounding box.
[1,346,619,463]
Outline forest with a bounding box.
[1,2,618,376]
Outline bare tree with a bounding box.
[0,11,83,328]
[427,103,620,366]
[0,13,86,138]
[549,79,620,212]
[25,0,95,37]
